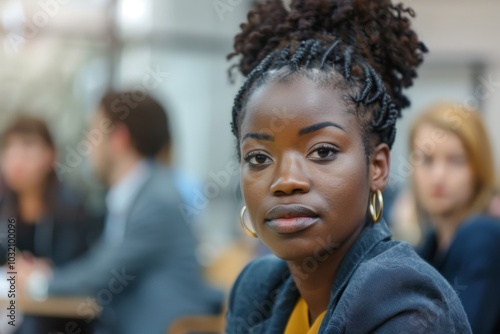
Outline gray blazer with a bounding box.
[48,162,222,334]
[226,221,471,333]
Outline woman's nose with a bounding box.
[270,155,311,196]
[430,160,448,180]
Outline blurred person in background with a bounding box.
[410,103,500,334]
[0,116,100,334]
[18,91,223,334]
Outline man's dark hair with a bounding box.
[1,115,55,150]
[99,91,171,158]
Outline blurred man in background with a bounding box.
[19,90,223,334]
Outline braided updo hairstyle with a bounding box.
[228,0,427,159]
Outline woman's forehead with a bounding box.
[413,124,466,155]
[242,76,356,133]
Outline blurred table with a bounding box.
[0,295,100,318]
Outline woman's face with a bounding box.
[412,124,475,218]
[1,134,55,193]
[239,75,389,261]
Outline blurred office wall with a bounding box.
[390,0,500,192]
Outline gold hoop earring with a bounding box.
[240,206,257,238]
[369,190,384,223]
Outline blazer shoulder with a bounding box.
[332,241,468,333]
[335,241,470,332]
[144,165,180,199]
[360,241,457,295]
[129,164,183,214]
[353,241,450,291]
[227,255,288,318]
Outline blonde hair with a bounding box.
[409,102,496,217]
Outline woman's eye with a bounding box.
[244,153,271,166]
[422,155,433,165]
[308,145,338,160]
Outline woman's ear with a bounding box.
[369,143,390,192]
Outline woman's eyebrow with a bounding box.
[299,121,346,136]
[242,133,275,142]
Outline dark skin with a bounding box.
[239,74,390,324]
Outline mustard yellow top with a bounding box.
[284,298,327,334]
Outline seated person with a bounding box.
[410,102,500,334]
[0,116,101,334]
[19,92,223,334]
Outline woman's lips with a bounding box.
[264,205,320,234]
[265,217,319,234]
[431,188,446,198]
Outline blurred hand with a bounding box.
[16,252,53,294]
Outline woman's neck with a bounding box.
[287,222,365,324]
[18,186,46,223]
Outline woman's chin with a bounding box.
[266,244,330,263]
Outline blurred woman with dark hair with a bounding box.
[410,103,500,334]
[0,115,101,334]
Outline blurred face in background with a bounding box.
[412,123,474,218]
[1,133,55,193]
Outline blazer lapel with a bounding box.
[318,220,392,332]
[250,272,300,334]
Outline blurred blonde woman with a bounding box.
[409,103,500,334]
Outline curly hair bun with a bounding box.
[228,0,427,110]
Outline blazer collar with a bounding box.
[250,273,299,334]
[319,220,392,331]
